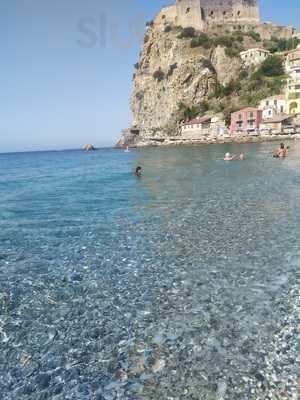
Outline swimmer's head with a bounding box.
[280,143,285,149]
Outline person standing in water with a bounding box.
[274,143,287,158]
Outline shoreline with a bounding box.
[118,134,300,149]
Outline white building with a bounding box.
[240,48,270,68]
[258,95,287,119]
[181,116,226,139]
[181,116,211,134]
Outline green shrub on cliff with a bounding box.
[178,101,209,121]
[214,35,233,48]
[245,30,261,42]
[178,27,196,39]
[190,33,211,49]
[166,63,178,78]
[264,36,300,53]
[254,55,285,78]
[225,46,241,58]
[153,68,165,82]
[164,25,172,33]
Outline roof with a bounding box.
[240,48,270,55]
[261,115,293,123]
[232,107,259,114]
[182,116,211,126]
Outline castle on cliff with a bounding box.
[159,0,260,30]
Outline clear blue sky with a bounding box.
[1,0,300,152]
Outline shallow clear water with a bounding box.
[0,143,300,399]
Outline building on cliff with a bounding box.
[158,0,260,31]
[240,48,270,68]
[286,45,300,114]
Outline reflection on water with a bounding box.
[0,143,299,399]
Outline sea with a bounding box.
[0,142,300,400]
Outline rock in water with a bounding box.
[83,144,95,152]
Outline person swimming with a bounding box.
[224,152,245,161]
[135,166,142,177]
[224,153,236,161]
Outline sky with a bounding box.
[1,0,300,152]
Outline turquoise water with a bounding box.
[0,144,300,399]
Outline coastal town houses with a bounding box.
[286,44,300,114]
[260,115,295,135]
[240,48,270,68]
[230,107,263,135]
[258,95,287,119]
[181,116,212,139]
[181,116,226,139]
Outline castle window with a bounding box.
[223,11,226,17]
[237,11,241,17]
[186,7,190,14]
[209,11,214,17]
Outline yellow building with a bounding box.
[286,45,300,114]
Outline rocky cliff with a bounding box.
[117,8,298,147]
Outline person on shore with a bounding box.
[274,143,287,158]
[135,166,142,177]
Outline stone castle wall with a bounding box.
[157,0,260,30]
[199,0,260,24]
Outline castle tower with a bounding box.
[175,0,204,30]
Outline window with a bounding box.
[280,106,284,113]
[266,101,269,106]
[238,114,242,120]
[249,112,254,118]
[186,7,190,13]
[274,100,277,106]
